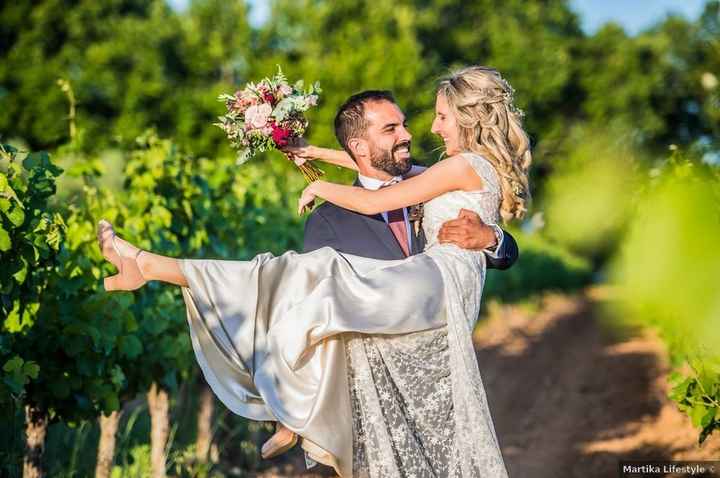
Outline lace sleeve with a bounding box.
[461,153,500,194]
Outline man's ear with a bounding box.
[348,137,369,160]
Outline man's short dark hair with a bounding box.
[334,90,396,160]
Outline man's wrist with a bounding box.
[486,225,503,252]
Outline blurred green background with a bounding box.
[1,0,719,476]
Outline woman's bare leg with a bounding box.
[98,220,188,290]
[137,251,188,287]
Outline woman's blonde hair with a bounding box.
[437,66,532,221]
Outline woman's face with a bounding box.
[431,93,461,156]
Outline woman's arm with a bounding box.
[299,155,483,215]
[283,143,358,171]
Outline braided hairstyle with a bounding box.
[437,66,532,221]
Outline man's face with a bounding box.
[362,100,413,177]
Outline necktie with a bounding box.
[387,208,410,257]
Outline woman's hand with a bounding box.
[282,138,317,166]
[298,182,318,215]
[282,139,358,171]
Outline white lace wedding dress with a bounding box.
[180,152,508,477]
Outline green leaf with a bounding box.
[0,224,11,251]
[691,403,707,428]
[119,335,143,359]
[670,377,693,402]
[698,372,715,395]
[6,205,25,227]
[700,406,716,428]
[13,256,28,285]
[22,361,40,379]
[110,365,125,388]
[3,302,22,332]
[3,356,24,373]
[22,151,49,171]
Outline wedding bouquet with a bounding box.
[215,68,323,182]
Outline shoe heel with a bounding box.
[261,431,298,459]
[300,438,339,472]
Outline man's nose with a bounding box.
[398,125,412,142]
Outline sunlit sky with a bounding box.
[168,0,708,34]
[570,0,707,34]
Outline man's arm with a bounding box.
[303,209,339,253]
[437,209,519,270]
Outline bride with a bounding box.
[97,65,531,477]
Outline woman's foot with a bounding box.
[260,423,298,459]
[97,219,147,291]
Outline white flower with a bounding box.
[273,98,294,121]
[245,103,272,129]
[278,83,293,97]
[306,95,318,107]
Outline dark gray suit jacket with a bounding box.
[303,201,518,268]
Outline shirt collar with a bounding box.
[357,174,402,190]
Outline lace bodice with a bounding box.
[422,152,501,249]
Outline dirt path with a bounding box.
[255,290,719,477]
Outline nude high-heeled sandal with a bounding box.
[300,437,340,473]
[97,219,147,291]
[261,423,299,459]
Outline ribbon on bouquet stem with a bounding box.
[283,152,325,183]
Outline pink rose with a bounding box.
[245,103,273,129]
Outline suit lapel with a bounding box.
[411,222,426,255]
[362,213,406,258]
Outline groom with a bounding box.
[262,90,518,465]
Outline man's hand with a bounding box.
[437,209,497,251]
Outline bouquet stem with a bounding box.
[298,162,324,183]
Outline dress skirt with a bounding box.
[180,246,447,477]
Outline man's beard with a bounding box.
[369,141,412,177]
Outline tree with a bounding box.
[410,0,585,166]
[0,1,188,152]
[257,0,434,167]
